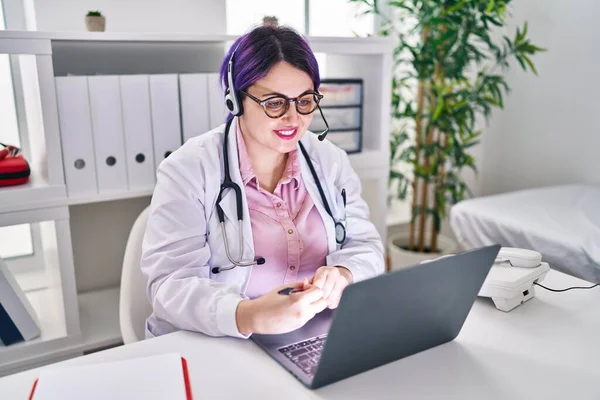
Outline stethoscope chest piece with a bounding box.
[335,221,346,244]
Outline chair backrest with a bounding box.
[119,205,153,344]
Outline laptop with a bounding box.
[250,244,501,389]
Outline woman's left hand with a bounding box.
[309,266,354,309]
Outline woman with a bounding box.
[141,25,384,339]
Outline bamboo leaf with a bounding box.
[432,100,445,121]
[445,0,468,14]
[389,170,406,180]
[522,55,538,75]
[515,55,526,71]
[463,140,480,149]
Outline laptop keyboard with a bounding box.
[278,335,327,377]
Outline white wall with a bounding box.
[33,0,225,34]
[477,0,600,196]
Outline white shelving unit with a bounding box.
[0,30,393,376]
[0,207,80,376]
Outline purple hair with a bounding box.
[219,25,321,121]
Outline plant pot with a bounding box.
[85,16,106,32]
[387,230,457,271]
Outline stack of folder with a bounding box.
[54,72,228,198]
[0,256,41,346]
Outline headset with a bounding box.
[224,46,244,118]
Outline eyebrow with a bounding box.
[259,89,314,97]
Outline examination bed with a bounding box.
[449,184,600,283]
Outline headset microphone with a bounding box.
[315,105,330,141]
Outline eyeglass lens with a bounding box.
[263,93,320,118]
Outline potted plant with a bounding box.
[85,10,106,32]
[352,0,546,269]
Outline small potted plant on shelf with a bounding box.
[352,0,546,269]
[85,10,106,32]
[262,16,279,27]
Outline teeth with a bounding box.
[278,129,295,136]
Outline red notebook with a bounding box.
[28,353,193,400]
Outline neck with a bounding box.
[239,120,287,193]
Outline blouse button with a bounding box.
[276,202,282,208]
[288,229,294,234]
[289,265,296,271]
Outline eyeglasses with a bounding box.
[240,89,324,119]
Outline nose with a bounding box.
[281,100,300,122]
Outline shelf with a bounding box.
[0,173,66,214]
[68,188,154,206]
[0,287,79,375]
[0,31,393,55]
[0,285,123,374]
[78,287,122,353]
[56,150,388,206]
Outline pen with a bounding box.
[341,189,346,207]
[278,287,304,295]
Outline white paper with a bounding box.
[32,353,188,400]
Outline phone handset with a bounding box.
[495,247,542,268]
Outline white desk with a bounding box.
[1,270,599,399]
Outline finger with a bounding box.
[326,279,345,309]
[308,297,328,315]
[311,268,328,289]
[292,285,323,304]
[321,273,337,300]
[302,277,311,290]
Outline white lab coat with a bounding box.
[141,117,385,339]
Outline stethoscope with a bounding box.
[212,118,347,274]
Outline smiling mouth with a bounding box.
[274,127,298,140]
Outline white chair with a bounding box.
[119,205,153,344]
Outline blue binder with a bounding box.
[0,302,24,345]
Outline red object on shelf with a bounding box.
[0,142,30,187]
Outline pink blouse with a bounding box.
[236,125,329,299]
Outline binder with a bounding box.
[149,74,182,171]
[179,73,210,143]
[87,75,129,194]
[119,75,156,190]
[0,257,40,346]
[207,73,228,128]
[54,76,98,197]
[29,353,193,400]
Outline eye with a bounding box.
[265,98,286,109]
[298,97,313,106]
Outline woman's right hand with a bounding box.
[236,279,328,335]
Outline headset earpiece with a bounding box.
[224,49,243,117]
